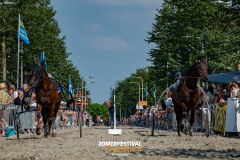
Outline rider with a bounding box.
[174,71,182,83]
[172,71,182,91]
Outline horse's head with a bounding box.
[196,59,208,81]
[30,59,44,87]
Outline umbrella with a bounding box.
[208,71,240,84]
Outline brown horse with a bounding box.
[172,59,208,136]
[30,60,61,137]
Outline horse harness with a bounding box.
[32,74,58,98]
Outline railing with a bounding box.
[125,106,216,132]
[0,104,85,137]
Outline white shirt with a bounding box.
[165,98,173,109]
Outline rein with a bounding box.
[32,72,54,97]
[183,79,199,92]
[182,62,205,92]
[182,76,202,79]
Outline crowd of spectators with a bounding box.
[1,64,240,136]
[0,81,94,137]
[122,81,240,132]
[0,82,23,137]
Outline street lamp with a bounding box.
[84,81,95,111]
[129,82,141,107]
[132,76,144,104]
[81,76,94,110]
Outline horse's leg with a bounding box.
[40,107,50,138]
[52,102,60,137]
[36,104,43,135]
[176,110,183,136]
[189,108,196,136]
[47,103,59,138]
[43,116,48,137]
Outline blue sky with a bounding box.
[51,0,163,104]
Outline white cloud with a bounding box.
[85,35,131,52]
[83,21,106,34]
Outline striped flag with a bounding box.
[153,82,156,97]
[39,52,48,72]
[18,15,30,44]
[69,75,73,94]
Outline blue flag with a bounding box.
[39,52,48,72]
[19,16,30,44]
[69,75,73,94]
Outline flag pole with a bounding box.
[17,14,20,88]
[69,74,71,100]
[20,42,23,87]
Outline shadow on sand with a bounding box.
[140,147,240,159]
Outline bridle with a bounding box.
[32,62,44,87]
[31,62,51,97]
[182,61,207,92]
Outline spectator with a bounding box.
[229,82,239,98]
[97,115,101,126]
[9,84,18,99]
[0,83,11,137]
[21,83,32,107]
[165,90,174,129]
[195,88,207,132]
[213,83,222,97]
[27,92,37,110]
[23,83,29,96]
[14,90,24,106]
[89,115,92,127]
[106,100,114,126]
[237,90,240,98]
[8,86,15,104]
[105,117,109,125]
[59,109,69,127]
[205,86,215,105]
[205,86,215,128]
[86,112,90,127]
[1,81,8,91]
[214,88,228,106]
[237,63,240,72]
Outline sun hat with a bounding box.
[0,83,6,89]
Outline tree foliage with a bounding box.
[0,0,82,90]
[88,103,108,123]
[109,0,240,118]
[146,0,240,96]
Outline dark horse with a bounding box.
[172,59,208,136]
[30,60,61,137]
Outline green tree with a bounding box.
[88,103,108,123]
[145,0,240,94]
[107,0,240,116]
[0,0,82,91]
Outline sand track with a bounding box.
[0,126,239,160]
